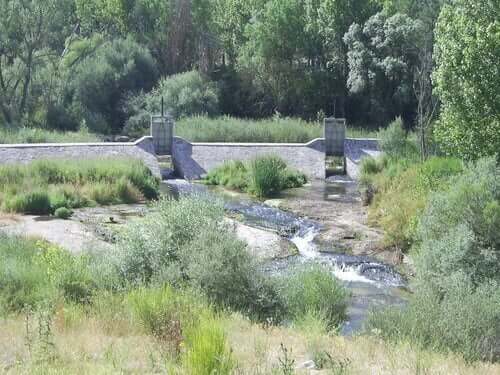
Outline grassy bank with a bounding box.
[176,115,378,143]
[1,228,497,373]
[204,156,307,198]
[360,119,500,362]
[0,128,101,144]
[0,158,159,215]
[0,195,353,372]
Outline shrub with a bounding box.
[54,207,72,219]
[280,264,349,330]
[205,155,307,198]
[181,226,285,322]
[127,286,203,347]
[124,71,219,134]
[368,157,463,250]
[368,157,500,362]
[248,156,286,198]
[113,197,284,321]
[0,158,159,214]
[0,127,100,144]
[6,191,52,215]
[70,37,158,133]
[367,279,500,362]
[0,236,56,311]
[112,197,225,285]
[378,118,418,159]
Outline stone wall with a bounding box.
[0,136,161,178]
[172,137,326,180]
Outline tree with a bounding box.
[433,0,500,160]
[69,38,158,133]
[343,12,424,126]
[0,0,72,127]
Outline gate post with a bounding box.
[151,114,174,155]
[324,117,346,156]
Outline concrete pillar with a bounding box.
[324,117,346,156]
[151,114,174,155]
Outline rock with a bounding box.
[224,218,297,260]
[297,360,316,370]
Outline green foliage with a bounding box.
[367,156,463,249]
[124,71,219,135]
[433,0,500,160]
[248,156,289,198]
[344,12,424,126]
[0,237,99,312]
[182,312,235,375]
[0,158,159,214]
[205,155,307,198]
[113,196,284,322]
[5,191,52,215]
[0,128,100,144]
[70,37,158,133]
[176,115,325,143]
[368,280,500,362]
[368,157,500,361]
[54,207,72,220]
[377,117,418,159]
[280,264,349,330]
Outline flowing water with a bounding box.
[161,180,407,335]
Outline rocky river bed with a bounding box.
[0,177,408,335]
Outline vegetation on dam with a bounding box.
[205,156,308,198]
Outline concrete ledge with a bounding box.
[173,137,326,180]
[0,136,161,178]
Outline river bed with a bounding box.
[162,179,408,335]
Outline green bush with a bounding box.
[6,191,52,215]
[0,127,100,144]
[0,158,159,214]
[54,207,72,219]
[368,157,500,362]
[181,226,285,322]
[69,37,158,133]
[367,157,462,250]
[205,155,307,198]
[113,197,284,322]
[124,71,219,135]
[280,264,349,330]
[127,286,203,343]
[367,280,500,362]
[378,118,418,159]
[248,156,287,198]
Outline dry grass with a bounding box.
[1,311,499,374]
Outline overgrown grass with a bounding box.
[363,156,463,249]
[0,158,159,215]
[366,157,500,362]
[0,127,101,144]
[176,115,378,143]
[279,264,349,330]
[205,155,307,198]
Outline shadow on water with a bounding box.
[161,179,408,335]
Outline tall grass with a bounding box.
[280,264,349,330]
[176,115,378,143]
[0,158,159,214]
[205,155,307,198]
[0,127,101,144]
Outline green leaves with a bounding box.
[433,0,500,160]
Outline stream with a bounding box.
[161,180,408,335]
